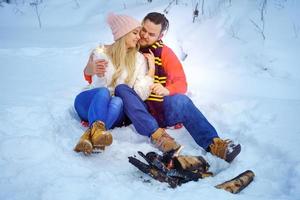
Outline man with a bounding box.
[88,12,241,162]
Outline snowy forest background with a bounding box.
[0,0,299,199]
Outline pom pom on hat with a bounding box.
[106,13,141,41]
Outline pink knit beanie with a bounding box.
[107,13,141,41]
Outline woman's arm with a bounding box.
[133,53,154,101]
[84,54,94,76]
[143,49,155,78]
[84,51,109,84]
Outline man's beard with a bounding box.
[139,39,150,48]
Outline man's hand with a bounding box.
[151,83,170,96]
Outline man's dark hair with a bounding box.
[143,12,169,34]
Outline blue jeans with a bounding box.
[115,84,218,150]
[74,87,124,129]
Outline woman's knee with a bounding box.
[74,93,81,109]
[110,96,123,110]
[96,87,110,96]
[91,87,110,103]
[74,93,88,120]
[74,92,87,112]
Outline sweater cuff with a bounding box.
[166,85,175,95]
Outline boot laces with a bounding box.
[91,121,105,137]
[210,138,232,159]
[155,130,175,148]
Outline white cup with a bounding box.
[93,46,106,61]
[91,46,107,87]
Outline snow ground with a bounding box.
[0,0,300,200]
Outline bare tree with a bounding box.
[0,0,9,4]
[177,40,188,61]
[250,19,265,40]
[73,0,80,9]
[163,0,176,14]
[250,0,267,41]
[201,0,204,15]
[260,0,267,22]
[227,24,244,41]
[193,2,199,23]
[179,45,188,61]
[273,0,286,9]
[293,23,299,38]
[30,0,42,28]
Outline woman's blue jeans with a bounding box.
[74,87,124,129]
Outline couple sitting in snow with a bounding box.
[73,12,241,163]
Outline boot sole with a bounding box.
[92,146,105,154]
[226,144,241,163]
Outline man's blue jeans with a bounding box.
[74,87,124,129]
[115,84,218,150]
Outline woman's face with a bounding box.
[125,27,141,49]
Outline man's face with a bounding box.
[139,19,162,47]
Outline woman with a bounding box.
[74,13,155,155]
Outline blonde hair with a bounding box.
[106,32,139,88]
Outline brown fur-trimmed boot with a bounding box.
[90,121,113,151]
[150,128,181,153]
[74,128,93,155]
[209,138,241,163]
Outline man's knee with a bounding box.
[170,94,192,106]
[115,84,131,97]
